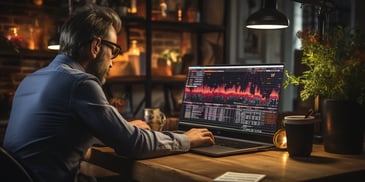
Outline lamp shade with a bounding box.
[47,25,60,50]
[246,0,289,29]
[47,33,60,50]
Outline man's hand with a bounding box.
[184,128,215,148]
[129,120,151,130]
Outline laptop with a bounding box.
[178,64,285,157]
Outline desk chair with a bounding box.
[0,146,34,182]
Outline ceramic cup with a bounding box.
[144,108,166,131]
[284,115,316,157]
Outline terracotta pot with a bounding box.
[322,99,365,154]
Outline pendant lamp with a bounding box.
[246,0,289,29]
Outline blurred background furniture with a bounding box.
[0,146,34,182]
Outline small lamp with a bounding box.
[246,0,289,29]
[48,0,72,50]
[47,31,60,50]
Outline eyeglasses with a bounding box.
[100,39,122,59]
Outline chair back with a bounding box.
[0,146,34,182]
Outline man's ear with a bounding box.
[90,38,101,59]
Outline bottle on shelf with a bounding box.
[160,0,167,18]
[128,40,145,75]
[177,3,183,21]
[130,0,137,14]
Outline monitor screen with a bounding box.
[180,64,284,136]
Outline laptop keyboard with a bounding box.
[214,137,264,149]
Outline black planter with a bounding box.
[322,100,365,154]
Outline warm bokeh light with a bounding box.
[273,128,287,149]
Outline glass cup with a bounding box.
[144,108,166,131]
[284,115,316,157]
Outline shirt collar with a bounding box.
[52,54,86,72]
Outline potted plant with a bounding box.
[284,26,365,154]
[161,48,182,75]
[109,92,128,114]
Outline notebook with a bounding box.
[178,64,285,157]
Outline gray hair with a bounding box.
[59,4,122,58]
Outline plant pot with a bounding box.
[322,99,365,154]
[172,62,182,75]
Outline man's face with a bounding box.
[88,26,118,85]
[91,49,110,84]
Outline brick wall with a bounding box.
[0,2,58,119]
[0,50,54,119]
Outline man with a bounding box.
[3,4,214,182]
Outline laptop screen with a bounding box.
[179,64,284,140]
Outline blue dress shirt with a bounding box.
[3,54,189,182]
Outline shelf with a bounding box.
[121,15,146,27]
[0,1,67,17]
[122,15,225,33]
[0,49,57,60]
[110,0,228,116]
[105,74,186,118]
[107,75,186,85]
[151,21,225,33]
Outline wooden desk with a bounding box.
[84,144,365,182]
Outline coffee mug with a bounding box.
[144,108,166,131]
[284,115,316,157]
